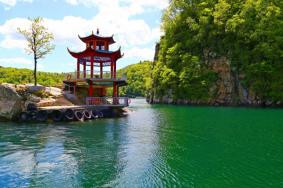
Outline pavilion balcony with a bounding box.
[65,70,126,81]
[86,97,130,107]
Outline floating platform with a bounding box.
[19,104,127,123]
[39,104,126,110]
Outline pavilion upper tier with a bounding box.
[67,30,123,66]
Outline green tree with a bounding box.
[18,17,55,86]
[117,61,152,97]
[150,0,283,103]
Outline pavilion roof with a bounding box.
[78,33,115,44]
[67,47,122,62]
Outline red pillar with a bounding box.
[114,61,117,79]
[90,57,94,79]
[83,61,86,79]
[77,59,80,79]
[100,62,103,78]
[110,61,113,78]
[113,82,118,104]
[113,82,117,97]
[89,80,93,97]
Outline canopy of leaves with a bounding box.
[153,0,283,101]
[117,61,152,97]
[18,17,55,60]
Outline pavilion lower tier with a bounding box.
[63,78,127,99]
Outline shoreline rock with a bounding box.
[147,97,283,108]
[0,84,23,120]
[149,51,283,108]
[0,83,74,121]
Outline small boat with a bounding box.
[83,110,92,120]
[64,109,75,121]
[74,110,84,121]
[51,110,63,122]
[97,111,104,118]
[91,109,98,119]
[91,110,103,119]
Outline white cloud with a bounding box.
[65,0,77,5]
[0,37,26,49]
[125,47,155,60]
[123,0,168,10]
[0,57,45,69]
[0,57,32,65]
[0,0,33,7]
[0,16,161,49]
[0,17,30,49]
[65,0,168,15]
[0,0,168,65]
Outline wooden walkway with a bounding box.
[39,104,125,111]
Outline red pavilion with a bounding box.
[64,29,128,107]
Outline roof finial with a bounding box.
[97,28,99,35]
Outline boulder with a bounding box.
[27,94,41,103]
[26,84,44,93]
[45,87,62,97]
[0,84,23,120]
[37,98,56,107]
[63,92,81,105]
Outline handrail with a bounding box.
[64,70,126,80]
[86,97,129,107]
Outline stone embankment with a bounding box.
[0,83,73,120]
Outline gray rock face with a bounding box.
[26,84,45,93]
[0,84,23,120]
[208,57,235,105]
[63,92,81,105]
[45,87,62,97]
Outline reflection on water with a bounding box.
[0,99,283,187]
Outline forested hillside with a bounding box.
[117,61,151,97]
[149,0,283,106]
[0,67,65,86]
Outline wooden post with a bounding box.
[111,61,113,78]
[77,59,80,79]
[89,80,93,97]
[83,61,86,79]
[113,82,118,104]
[113,82,116,96]
[90,57,94,79]
[74,82,76,95]
[100,62,103,78]
[114,61,116,79]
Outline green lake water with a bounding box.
[0,99,283,187]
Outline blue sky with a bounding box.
[0,0,167,72]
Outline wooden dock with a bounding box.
[19,104,127,123]
[38,104,125,111]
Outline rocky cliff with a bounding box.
[148,45,282,107]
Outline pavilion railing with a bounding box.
[65,70,112,80]
[86,97,130,107]
[65,70,128,80]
